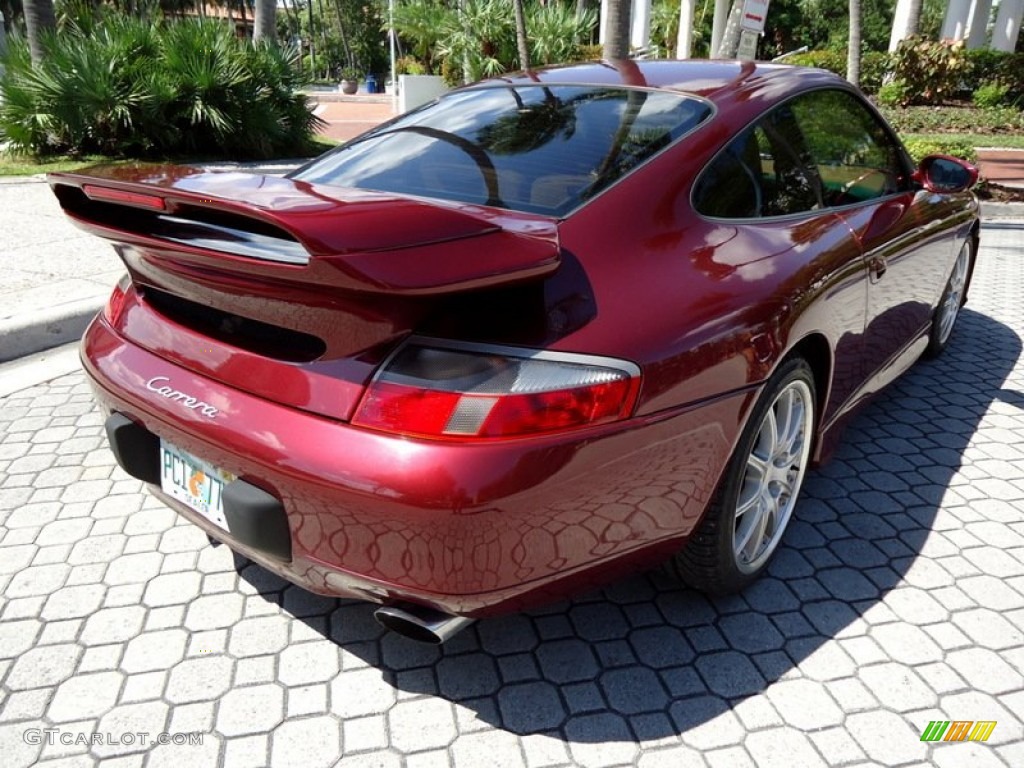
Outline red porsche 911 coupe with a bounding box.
[50,60,979,643]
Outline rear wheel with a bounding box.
[672,358,816,594]
[926,239,972,358]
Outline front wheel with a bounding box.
[926,238,972,358]
[671,358,816,594]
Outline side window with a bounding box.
[693,116,821,219]
[789,89,907,206]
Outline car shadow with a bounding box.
[235,304,1020,741]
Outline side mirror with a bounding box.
[913,155,979,193]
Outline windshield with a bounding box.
[291,84,712,217]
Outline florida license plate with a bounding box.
[159,439,235,531]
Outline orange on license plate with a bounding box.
[159,439,235,531]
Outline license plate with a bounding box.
[159,439,235,531]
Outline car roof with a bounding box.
[472,59,848,105]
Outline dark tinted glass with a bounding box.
[292,85,712,216]
[789,89,906,206]
[693,115,821,219]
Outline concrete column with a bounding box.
[941,0,972,40]
[632,0,652,51]
[677,0,696,58]
[889,0,914,52]
[711,0,730,58]
[992,0,1023,51]
[967,0,993,49]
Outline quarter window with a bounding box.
[693,110,820,219]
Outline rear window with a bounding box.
[291,84,712,217]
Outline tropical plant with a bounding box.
[528,2,596,66]
[0,17,322,158]
[890,36,970,105]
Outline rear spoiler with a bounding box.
[49,165,561,296]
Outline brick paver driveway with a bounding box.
[1,221,1022,768]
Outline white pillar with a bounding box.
[967,0,993,48]
[992,0,1024,51]
[600,0,607,43]
[632,0,651,51]
[941,0,972,40]
[711,0,730,58]
[677,0,696,58]
[889,0,914,52]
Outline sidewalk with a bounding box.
[2,110,1023,362]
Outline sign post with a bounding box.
[736,0,769,61]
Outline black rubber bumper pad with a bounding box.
[103,412,291,562]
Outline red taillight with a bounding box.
[103,274,132,326]
[352,342,641,439]
[82,185,166,211]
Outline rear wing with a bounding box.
[49,166,561,296]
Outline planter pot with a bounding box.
[339,79,359,95]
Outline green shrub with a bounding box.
[787,50,845,77]
[859,51,891,94]
[902,137,977,165]
[973,82,1012,109]
[0,18,323,159]
[877,80,911,107]
[879,104,1024,134]
[890,36,970,104]
[964,49,1024,98]
[783,50,890,94]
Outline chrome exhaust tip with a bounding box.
[373,603,474,644]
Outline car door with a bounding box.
[691,108,870,425]
[786,88,957,392]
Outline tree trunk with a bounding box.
[239,1,247,36]
[513,0,531,69]
[905,0,922,36]
[847,0,861,87]
[603,0,632,59]
[254,0,276,43]
[330,0,354,67]
[23,0,56,66]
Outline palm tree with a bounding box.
[254,0,276,43]
[22,0,56,65]
[603,0,631,59]
[847,0,861,86]
[512,0,530,70]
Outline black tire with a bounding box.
[671,358,816,595]
[925,238,973,358]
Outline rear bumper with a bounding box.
[82,315,749,616]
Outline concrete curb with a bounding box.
[980,200,1024,219]
[0,296,103,363]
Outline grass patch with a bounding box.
[903,132,1024,150]
[0,153,133,177]
[0,135,338,178]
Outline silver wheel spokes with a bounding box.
[937,243,969,344]
[733,380,813,573]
